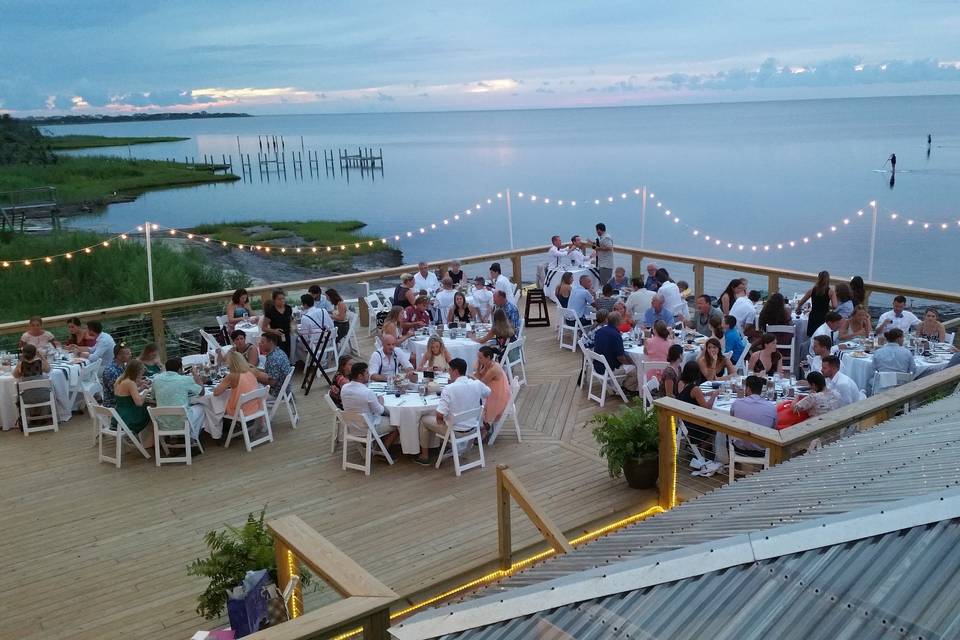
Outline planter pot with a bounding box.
[623,453,659,489]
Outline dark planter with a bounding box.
[623,453,659,489]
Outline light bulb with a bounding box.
[607,196,613,202]
[571,201,576,207]
[65,253,72,259]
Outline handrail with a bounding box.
[2,242,958,337]
[497,464,573,570]
[654,365,960,508]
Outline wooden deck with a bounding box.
[0,308,656,640]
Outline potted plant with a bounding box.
[187,509,312,621]
[590,399,660,489]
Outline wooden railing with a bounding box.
[3,243,959,359]
[247,515,398,640]
[654,366,960,509]
[496,464,573,570]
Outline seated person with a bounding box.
[447,260,464,286]
[473,309,516,358]
[139,343,163,377]
[872,328,916,376]
[723,315,747,366]
[697,337,735,381]
[592,312,638,392]
[325,289,350,343]
[418,336,452,372]
[340,362,399,450]
[625,278,655,319]
[567,235,588,267]
[593,284,618,314]
[809,312,843,356]
[475,346,510,432]
[329,355,353,409]
[676,360,720,456]
[214,351,263,419]
[65,317,96,349]
[876,295,921,334]
[795,371,841,417]
[220,330,260,368]
[434,277,457,322]
[642,294,674,328]
[414,261,441,294]
[748,333,783,377]
[807,334,836,373]
[401,296,432,332]
[917,308,946,343]
[226,288,259,330]
[113,359,150,435]
[368,334,414,382]
[554,272,574,307]
[821,355,862,407]
[448,292,473,325]
[470,276,494,322]
[13,343,52,415]
[729,375,777,456]
[612,301,634,332]
[493,290,522,335]
[565,275,594,326]
[101,344,132,408]
[258,333,291,398]
[659,344,685,398]
[644,320,673,364]
[20,316,56,350]
[152,357,205,441]
[607,266,629,292]
[840,304,872,340]
[489,262,514,298]
[415,358,491,465]
[688,295,722,335]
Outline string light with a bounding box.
[0,231,134,267]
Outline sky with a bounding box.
[2,0,960,116]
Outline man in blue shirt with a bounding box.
[493,290,521,335]
[82,320,116,369]
[258,333,292,397]
[100,344,131,408]
[642,294,675,328]
[566,275,595,326]
[644,263,660,291]
[591,312,638,392]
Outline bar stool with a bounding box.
[524,288,551,328]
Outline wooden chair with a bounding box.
[224,386,273,451]
[267,369,299,428]
[435,406,485,477]
[18,378,59,435]
[147,406,203,466]
[340,410,395,475]
[93,404,151,468]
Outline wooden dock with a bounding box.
[0,309,654,640]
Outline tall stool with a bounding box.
[524,288,551,327]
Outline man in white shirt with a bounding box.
[367,334,414,382]
[413,262,440,294]
[567,235,587,267]
[548,235,568,269]
[489,262,514,298]
[298,293,334,351]
[470,275,494,322]
[340,362,398,448]
[729,291,757,331]
[809,312,843,356]
[592,222,614,284]
[876,295,920,334]
[434,277,457,324]
[821,355,862,406]
[808,335,837,372]
[415,358,491,465]
[625,277,655,320]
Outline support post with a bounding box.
[511,255,522,291]
[868,200,878,282]
[497,465,512,570]
[274,538,304,619]
[693,263,705,299]
[362,609,391,640]
[505,188,515,250]
[767,273,780,295]
[631,253,642,280]
[151,310,167,363]
[144,221,155,302]
[657,410,677,510]
[640,186,647,249]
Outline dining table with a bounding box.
[371,373,449,455]
[838,339,953,392]
[0,353,82,430]
[408,326,484,374]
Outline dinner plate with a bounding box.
[849,351,869,358]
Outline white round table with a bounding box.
[192,387,231,439]
[382,391,441,455]
[409,335,482,374]
[625,343,699,374]
[0,367,75,430]
[542,266,601,303]
[840,352,947,392]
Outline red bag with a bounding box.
[775,400,808,429]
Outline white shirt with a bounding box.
[299,306,333,347]
[808,347,838,373]
[472,288,494,320]
[493,273,514,298]
[435,288,456,320]
[368,348,411,377]
[827,371,862,405]
[809,322,839,355]
[414,271,440,294]
[340,380,386,426]
[877,309,920,333]
[625,288,655,320]
[548,245,568,268]
[658,281,685,320]
[567,249,587,267]
[437,376,491,428]
[729,296,757,331]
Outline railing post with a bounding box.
[657,409,677,509]
[273,538,304,618]
[693,263,705,298]
[631,253,643,279]
[863,287,872,306]
[511,255,522,290]
[496,464,512,570]
[363,609,391,640]
[150,308,167,363]
[767,273,780,295]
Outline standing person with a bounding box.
[475,346,510,433]
[889,153,897,172]
[261,288,293,357]
[593,223,614,285]
[548,235,569,269]
[326,288,350,342]
[656,269,685,320]
[849,276,867,307]
[298,294,334,354]
[152,357,205,442]
[796,271,837,338]
[626,277,655,320]
[415,358,491,465]
[489,262,514,298]
[717,279,742,316]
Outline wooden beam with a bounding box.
[631,253,643,279]
[658,409,677,509]
[244,596,394,640]
[498,466,573,555]
[511,255,523,289]
[150,310,166,363]
[767,273,780,295]
[692,263,705,299]
[496,465,512,570]
[267,515,397,599]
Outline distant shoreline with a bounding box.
[23,112,252,126]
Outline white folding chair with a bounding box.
[199,329,222,356]
[728,438,770,483]
[558,307,586,352]
[224,386,273,451]
[324,393,343,453]
[640,360,669,408]
[436,405,485,476]
[676,418,707,469]
[18,379,59,435]
[341,410,395,475]
[577,337,593,389]
[181,354,209,368]
[147,406,202,466]
[945,332,956,345]
[267,369,299,428]
[338,310,361,357]
[365,293,386,336]
[585,350,629,407]
[767,324,796,376]
[216,314,229,332]
[72,360,102,409]
[499,337,527,386]
[870,370,915,403]
[487,376,522,445]
[733,344,749,375]
[93,404,150,467]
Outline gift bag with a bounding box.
[226,570,273,638]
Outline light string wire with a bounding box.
[877,203,960,231]
[0,229,138,268]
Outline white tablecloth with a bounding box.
[625,344,699,374]
[0,365,78,430]
[542,266,601,303]
[409,336,482,374]
[383,392,441,454]
[233,322,262,343]
[840,353,947,392]
[192,388,231,439]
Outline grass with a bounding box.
[0,231,244,323]
[0,155,239,205]
[44,135,189,150]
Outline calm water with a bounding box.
[48,96,960,293]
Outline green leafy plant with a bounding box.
[186,509,312,620]
[590,399,659,478]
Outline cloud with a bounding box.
[599,74,643,93]
[466,78,520,93]
[376,91,394,102]
[655,56,960,91]
[535,87,554,94]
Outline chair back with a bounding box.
[641,360,669,382]
[17,377,53,395]
[216,315,228,330]
[237,386,269,419]
[450,405,483,431]
[766,324,796,371]
[147,405,189,431]
[500,336,524,365]
[199,329,223,354]
[587,349,611,375]
[871,370,914,395]
[342,410,374,436]
[181,353,209,368]
[92,404,121,434]
[80,360,102,384]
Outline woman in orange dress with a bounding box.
[475,345,510,439]
[214,351,263,418]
